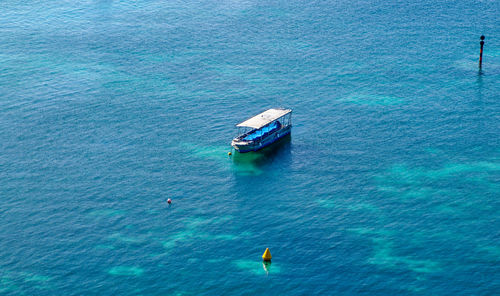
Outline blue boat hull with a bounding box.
[231,126,292,153]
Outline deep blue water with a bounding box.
[1,0,500,294]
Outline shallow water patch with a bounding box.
[377,161,500,197]
[477,245,500,261]
[108,233,144,244]
[233,259,281,275]
[108,266,144,276]
[88,209,126,217]
[0,276,18,293]
[23,274,52,283]
[366,158,500,277]
[349,228,441,274]
[368,238,441,274]
[0,270,54,293]
[161,215,239,251]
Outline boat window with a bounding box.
[242,121,281,141]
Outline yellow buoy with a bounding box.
[228,151,232,156]
[262,248,272,262]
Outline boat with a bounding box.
[231,108,292,153]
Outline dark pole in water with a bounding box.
[479,35,485,69]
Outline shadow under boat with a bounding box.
[231,134,291,169]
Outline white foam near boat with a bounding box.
[231,108,292,153]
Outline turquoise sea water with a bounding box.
[1,0,500,294]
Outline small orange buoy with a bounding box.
[228,151,232,156]
[167,198,172,204]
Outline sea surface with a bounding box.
[1,0,500,295]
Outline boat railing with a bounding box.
[235,113,292,143]
[239,126,285,144]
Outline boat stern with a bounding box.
[231,139,256,153]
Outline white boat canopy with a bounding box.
[236,108,292,129]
